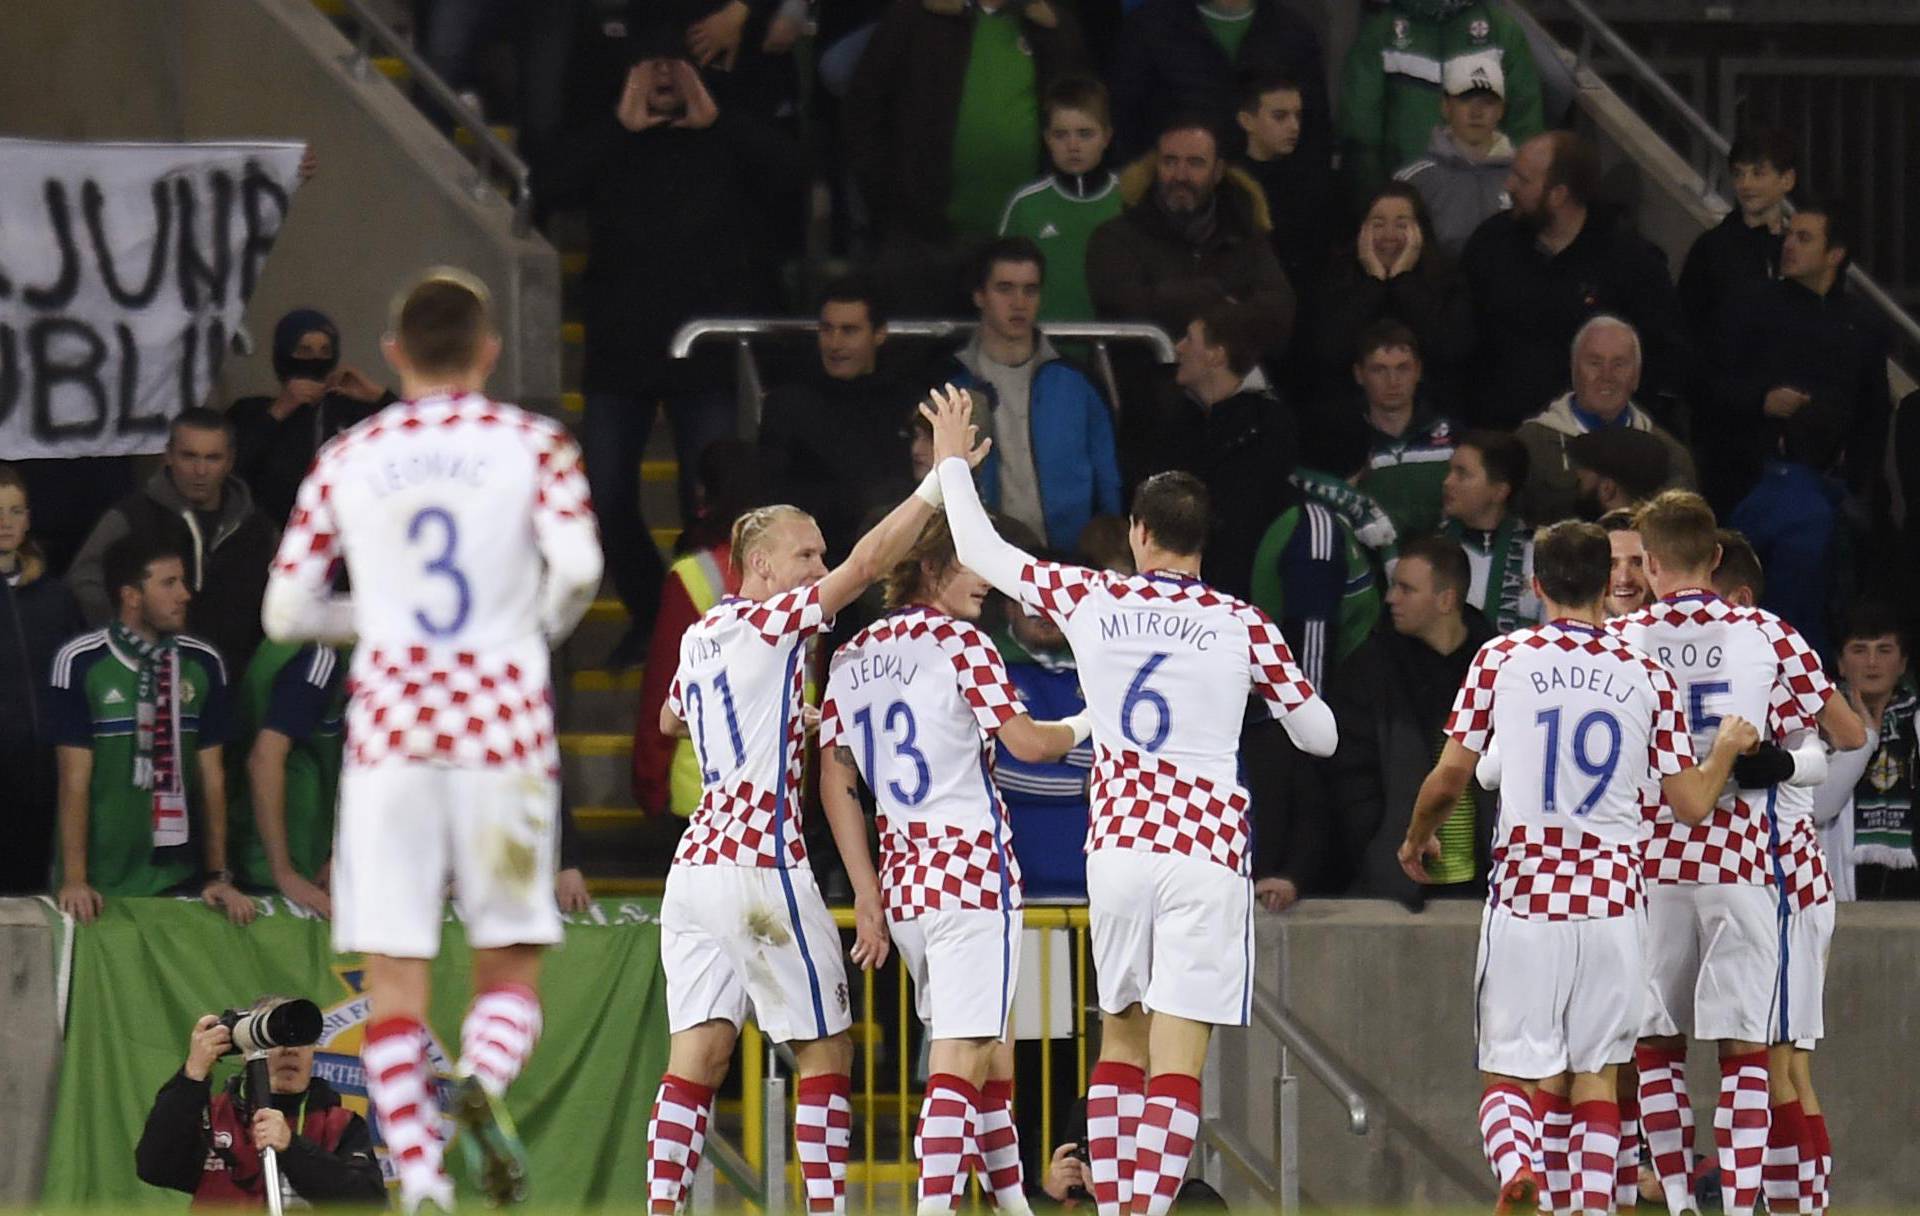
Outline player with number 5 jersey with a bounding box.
[922,387,1336,1216]
[262,271,605,1212]
[649,409,992,1216]
[1402,521,1756,1216]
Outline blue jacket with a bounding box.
[947,336,1122,550]
[1730,460,1841,657]
[991,640,1093,898]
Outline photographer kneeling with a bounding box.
[136,1001,385,1205]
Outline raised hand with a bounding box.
[670,60,720,130]
[918,384,992,469]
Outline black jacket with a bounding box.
[68,470,281,675]
[1459,208,1687,429]
[758,371,917,559]
[1718,276,1892,499]
[1126,378,1299,600]
[135,1071,385,1204]
[1,553,82,752]
[1324,617,1496,905]
[1107,0,1330,164]
[1678,208,1782,350]
[537,111,805,395]
[229,391,390,529]
[846,0,1089,245]
[1314,249,1476,407]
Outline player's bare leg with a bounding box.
[1568,1067,1623,1216]
[1788,1051,1827,1214]
[649,1020,738,1215]
[1635,1034,1697,1215]
[1615,1065,1641,1210]
[793,1032,856,1214]
[364,955,454,1212]
[1087,1006,1149,1216]
[451,944,545,1205]
[1533,1072,1575,1216]
[1479,1071,1540,1216]
[1715,1038,1771,1216]
[1129,1013,1212,1216]
[918,1037,997,1215]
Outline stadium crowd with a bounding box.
[3,0,1918,934]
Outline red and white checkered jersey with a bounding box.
[1003,562,1316,874]
[821,605,1026,922]
[668,586,829,868]
[1610,591,1834,885]
[1446,620,1695,917]
[270,393,595,774]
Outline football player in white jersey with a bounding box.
[923,387,1338,1216]
[1609,493,1863,1216]
[1711,534,1870,1216]
[819,515,1089,1216]
[1403,520,1756,1216]
[647,419,991,1216]
[262,270,604,1211]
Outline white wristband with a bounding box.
[914,467,944,508]
[1061,713,1093,746]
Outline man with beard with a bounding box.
[1086,114,1294,362]
[1460,132,1686,429]
[1597,509,1653,619]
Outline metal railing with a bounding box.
[670,318,1179,438]
[327,0,533,233]
[1539,0,1920,354]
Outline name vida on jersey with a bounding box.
[1097,610,1219,651]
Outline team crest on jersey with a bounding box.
[182,681,198,705]
[1038,222,1060,239]
[310,963,456,1187]
[1391,16,1411,47]
[1017,34,1032,56]
[1469,18,1490,42]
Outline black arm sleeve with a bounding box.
[277,1113,388,1203]
[134,1071,212,1193]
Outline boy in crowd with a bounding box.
[1001,77,1123,325]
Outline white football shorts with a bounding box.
[1085,848,1253,1027]
[332,764,563,958]
[1474,903,1645,1078]
[1780,898,1834,1048]
[890,906,1023,1041]
[1642,882,1781,1043]
[660,862,854,1044]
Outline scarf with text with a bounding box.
[109,621,189,849]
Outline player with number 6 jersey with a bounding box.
[649,413,992,1216]
[262,271,604,1212]
[921,387,1336,1216]
[1402,521,1756,1216]
[1609,493,1864,1216]
[819,516,1087,1216]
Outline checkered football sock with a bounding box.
[457,982,542,1098]
[647,1073,713,1215]
[1715,1051,1771,1216]
[797,1073,852,1214]
[1532,1088,1574,1216]
[1635,1044,1694,1216]
[1573,1100,1622,1216]
[1480,1082,1538,1188]
[1617,1091,1641,1209]
[364,1017,447,1206]
[1807,1113,1831,1214]
[1086,1061,1145,1216]
[976,1078,1031,1212]
[1761,1099,1808,1215]
[915,1074,978,1215]
[1131,1073,1202,1216]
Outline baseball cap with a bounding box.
[1443,57,1506,99]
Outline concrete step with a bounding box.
[454,123,518,151]
[563,667,643,733]
[372,55,408,82]
[560,734,636,810]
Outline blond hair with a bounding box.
[1634,489,1719,572]
[729,505,813,578]
[881,515,957,609]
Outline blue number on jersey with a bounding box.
[1688,680,1731,737]
[685,671,748,786]
[1121,652,1173,752]
[853,701,932,807]
[406,506,472,636]
[1536,707,1623,817]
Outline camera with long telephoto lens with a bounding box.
[218,998,324,1057]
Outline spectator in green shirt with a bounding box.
[999,75,1122,323]
[227,641,348,917]
[51,535,252,925]
[1352,319,1459,541]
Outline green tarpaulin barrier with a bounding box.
[43,896,668,1207]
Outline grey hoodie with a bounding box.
[1395,126,1514,256]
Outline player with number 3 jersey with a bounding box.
[263,271,605,1211]
[922,387,1336,1216]
[1403,521,1756,1216]
[648,413,991,1216]
[819,516,1087,1216]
